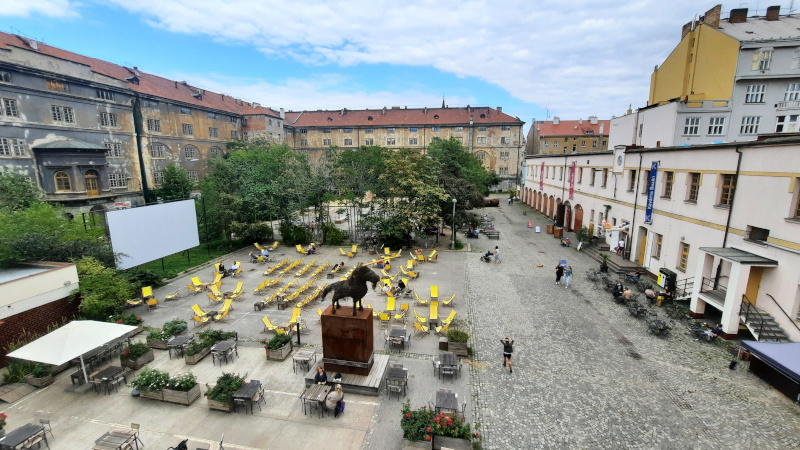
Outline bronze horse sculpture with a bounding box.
[321,265,380,315]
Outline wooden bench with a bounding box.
[486,230,500,240]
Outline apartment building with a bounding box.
[525,116,609,155]
[284,106,525,191]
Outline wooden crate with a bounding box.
[163,384,201,406]
[185,346,212,365]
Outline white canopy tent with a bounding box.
[7,320,136,384]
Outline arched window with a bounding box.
[475,151,487,160]
[85,170,99,196]
[150,142,168,158]
[184,145,197,158]
[54,171,71,191]
[209,146,222,157]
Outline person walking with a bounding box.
[494,246,501,264]
[555,263,564,285]
[564,265,573,288]
[617,238,625,256]
[501,337,514,373]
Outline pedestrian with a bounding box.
[555,263,564,285]
[617,238,625,256]
[310,221,315,234]
[501,337,514,373]
[564,265,572,288]
[494,246,501,264]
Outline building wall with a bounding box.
[0,297,80,363]
[538,133,608,154]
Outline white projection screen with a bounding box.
[106,200,200,269]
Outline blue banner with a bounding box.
[645,161,659,223]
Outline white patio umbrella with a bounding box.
[7,320,137,384]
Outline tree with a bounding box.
[0,168,43,211]
[72,256,135,320]
[153,163,194,201]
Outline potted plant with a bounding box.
[121,342,155,369]
[146,319,188,349]
[599,252,609,273]
[205,372,245,412]
[23,363,54,388]
[185,330,238,365]
[108,313,143,334]
[264,333,293,361]
[401,401,477,449]
[131,366,169,401]
[446,329,469,357]
[0,412,7,438]
[162,372,201,405]
[575,226,589,247]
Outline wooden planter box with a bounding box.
[121,349,154,370]
[147,338,169,350]
[163,384,202,406]
[207,398,233,413]
[401,438,431,449]
[24,374,54,388]
[448,342,468,357]
[139,389,164,401]
[184,346,212,365]
[267,341,293,361]
[433,435,471,450]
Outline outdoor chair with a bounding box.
[296,244,308,255]
[147,298,158,310]
[414,292,428,306]
[234,398,249,414]
[429,301,439,323]
[186,284,201,296]
[214,308,231,322]
[109,375,126,393]
[413,309,427,323]
[142,286,155,299]
[262,316,279,333]
[40,418,54,439]
[427,250,437,262]
[125,297,143,308]
[394,303,409,323]
[379,313,391,328]
[230,282,244,300]
[165,290,181,301]
[430,285,439,301]
[386,296,396,312]
[442,294,455,307]
[191,277,203,289]
[413,322,429,339]
[209,285,224,300]
[270,241,279,250]
[435,322,451,335]
[207,292,222,306]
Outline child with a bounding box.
[564,266,572,288]
[501,337,514,373]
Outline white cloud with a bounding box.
[107,1,795,118]
[0,0,79,18]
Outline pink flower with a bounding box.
[426,427,431,432]
[426,436,431,441]
[405,413,411,419]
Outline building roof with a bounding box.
[699,247,778,266]
[0,32,281,118]
[717,14,800,42]
[32,138,107,150]
[535,119,610,137]
[286,107,523,128]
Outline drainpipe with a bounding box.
[132,95,151,204]
[715,147,743,288]
[627,152,644,261]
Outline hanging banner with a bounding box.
[569,161,576,199]
[644,161,659,224]
[539,162,545,190]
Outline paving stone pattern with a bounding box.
[467,201,800,450]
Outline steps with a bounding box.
[582,243,642,274]
[740,306,788,342]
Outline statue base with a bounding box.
[320,305,374,376]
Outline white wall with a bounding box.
[0,262,79,320]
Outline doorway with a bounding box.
[85,170,99,197]
[744,267,763,305]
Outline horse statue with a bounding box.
[321,264,380,315]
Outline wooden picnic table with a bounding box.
[232,381,261,414]
[210,340,237,366]
[385,367,408,397]
[435,390,458,415]
[293,349,316,374]
[167,335,194,359]
[92,365,125,394]
[0,423,45,450]
[389,328,407,350]
[300,384,332,418]
[93,428,138,450]
[438,351,459,379]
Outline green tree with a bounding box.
[153,163,194,201]
[72,256,135,320]
[0,168,43,211]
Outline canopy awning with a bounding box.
[740,340,800,383]
[699,247,778,267]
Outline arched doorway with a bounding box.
[564,201,572,231]
[573,205,584,232]
[85,170,99,197]
[539,192,543,213]
[548,196,554,218]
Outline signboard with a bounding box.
[644,161,659,223]
[539,162,545,190]
[569,161,576,199]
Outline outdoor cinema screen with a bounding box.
[106,199,200,269]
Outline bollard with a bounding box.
[467,243,471,252]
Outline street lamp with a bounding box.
[450,198,457,250]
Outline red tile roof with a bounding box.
[286,107,523,128]
[0,32,281,118]
[536,119,609,137]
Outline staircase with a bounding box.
[582,242,642,274]
[740,301,788,342]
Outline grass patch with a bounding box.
[136,239,241,279]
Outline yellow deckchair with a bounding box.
[430,285,439,301]
[186,284,201,296]
[386,296,396,312]
[142,286,155,299]
[316,308,323,323]
[384,247,392,256]
[125,297,143,307]
[394,303,409,323]
[414,291,428,305]
[413,321,429,339]
[435,322,451,335]
[427,250,438,262]
[270,241,279,250]
[191,277,203,288]
[210,285,224,300]
[351,244,358,255]
[207,292,222,306]
[212,273,223,288]
[296,244,308,255]
[192,314,210,327]
[192,303,209,317]
[441,310,457,325]
[262,316,279,333]
[413,308,427,323]
[429,301,439,323]
[442,294,455,307]
[379,313,391,328]
[147,298,158,310]
[164,290,181,301]
[214,308,231,322]
[254,242,265,251]
[230,282,244,299]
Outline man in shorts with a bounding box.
[501,337,514,373]
[494,246,501,264]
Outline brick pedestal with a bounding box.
[321,305,374,376]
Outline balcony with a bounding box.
[776,100,800,110]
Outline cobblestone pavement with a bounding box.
[467,200,800,449]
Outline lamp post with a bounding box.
[450,198,457,250]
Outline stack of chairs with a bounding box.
[295,260,317,278]
[310,263,330,278]
[254,279,271,294]
[229,282,244,301]
[264,259,288,275]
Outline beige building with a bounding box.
[525,116,610,155]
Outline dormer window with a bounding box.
[125,76,139,85]
[585,130,595,135]
[480,113,486,118]
[368,116,373,121]
[327,117,333,121]
[192,91,202,100]
[433,114,439,119]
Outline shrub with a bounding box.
[131,366,170,392]
[166,372,197,391]
[148,319,188,340]
[263,333,292,350]
[122,269,164,290]
[197,329,236,343]
[29,363,52,378]
[279,222,311,246]
[73,256,135,320]
[321,221,347,245]
[447,329,469,343]
[2,360,35,384]
[121,342,151,360]
[205,372,245,403]
[230,221,273,244]
[0,412,7,430]
[185,341,209,356]
[108,313,142,326]
[401,401,472,441]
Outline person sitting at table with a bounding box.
[249,252,259,263]
[227,261,239,275]
[612,281,624,299]
[261,248,269,258]
[218,262,227,277]
[325,384,344,418]
[626,269,641,280]
[396,279,407,295]
[314,366,328,385]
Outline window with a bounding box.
[323,129,332,134]
[432,126,441,132]
[677,243,690,271]
[153,171,164,185]
[109,172,127,188]
[409,127,418,132]
[602,168,608,187]
[708,117,725,135]
[578,167,583,184]
[745,84,766,103]
[683,117,700,135]
[718,174,736,206]
[590,169,595,186]
[409,137,418,145]
[2,99,19,117]
[242,132,248,141]
[47,80,69,92]
[602,140,607,146]
[793,178,800,218]
[785,83,800,101]
[184,145,197,158]
[500,137,510,144]
[51,105,74,123]
[501,125,511,130]
[299,129,308,134]
[54,171,71,191]
[663,171,674,198]
[478,126,487,132]
[0,71,11,83]
[96,90,114,101]
[0,138,25,156]
[554,141,559,148]
[344,138,353,146]
[476,151,487,160]
[454,126,463,132]
[150,143,165,158]
[364,128,373,133]
[746,226,770,242]
[592,141,598,148]
[559,167,563,180]
[323,139,332,146]
[455,137,463,143]
[498,168,509,175]
[581,141,586,148]
[365,138,374,146]
[477,136,487,144]
[543,141,549,149]
[207,112,217,119]
[104,142,122,157]
[231,130,239,140]
[186,170,198,182]
[740,116,760,134]
[652,233,663,259]
[146,118,161,132]
[500,151,509,159]
[386,137,396,145]
[182,124,194,135]
[209,127,218,138]
[775,115,800,133]
[752,49,773,71]
[207,147,221,158]
[344,128,353,133]
[100,112,118,127]
[387,128,395,133]
[687,172,701,202]
[229,117,240,124]
[641,170,651,194]
[628,170,637,191]
[144,100,159,109]
[299,139,308,146]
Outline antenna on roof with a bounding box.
[442,95,446,108]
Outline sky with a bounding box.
[2,1,796,133]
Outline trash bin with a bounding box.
[439,337,448,351]
[546,225,554,234]
[554,227,563,238]
[658,268,677,290]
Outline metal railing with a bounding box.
[700,276,726,294]
[765,294,800,335]
[740,295,767,341]
[675,277,694,299]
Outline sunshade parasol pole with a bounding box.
[81,354,90,384]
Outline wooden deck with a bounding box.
[0,382,36,403]
[304,354,389,396]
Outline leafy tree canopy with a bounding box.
[153,163,194,202]
[0,169,44,211]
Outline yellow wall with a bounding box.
[649,24,740,105]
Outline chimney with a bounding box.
[340,108,345,116]
[589,115,598,125]
[469,116,473,125]
[174,81,178,88]
[133,66,140,76]
[599,123,604,134]
[382,106,387,115]
[280,108,285,119]
[681,21,694,40]
[579,118,583,125]
[497,106,502,113]
[553,116,560,125]
[766,5,780,21]
[702,5,721,27]
[466,105,471,113]
[729,8,748,24]
[423,107,427,114]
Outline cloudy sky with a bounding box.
[2,1,794,131]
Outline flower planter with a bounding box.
[207,398,233,413]
[121,349,155,370]
[448,342,468,357]
[267,341,293,361]
[433,435,471,450]
[147,338,169,350]
[184,346,212,365]
[24,374,54,388]
[139,389,164,401]
[400,438,431,449]
[163,384,202,406]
